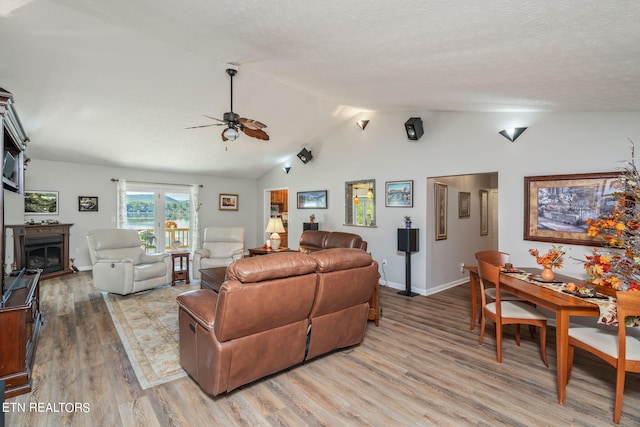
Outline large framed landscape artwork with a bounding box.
[524,172,620,246]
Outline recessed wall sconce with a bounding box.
[356,119,370,130]
[404,117,424,140]
[297,148,313,164]
[283,166,291,174]
[499,127,527,142]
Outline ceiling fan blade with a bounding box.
[238,117,267,130]
[203,115,226,123]
[242,127,269,140]
[185,123,223,129]
[221,128,229,141]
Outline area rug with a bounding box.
[102,282,200,389]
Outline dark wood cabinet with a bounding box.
[0,270,42,398]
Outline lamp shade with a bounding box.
[265,217,285,233]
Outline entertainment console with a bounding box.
[0,269,42,398]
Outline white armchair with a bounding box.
[86,229,172,295]
[192,226,244,280]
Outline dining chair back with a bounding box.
[475,250,509,266]
[477,258,549,367]
[567,291,640,424]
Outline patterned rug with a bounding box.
[102,281,200,389]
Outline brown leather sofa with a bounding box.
[298,230,367,253]
[176,248,379,396]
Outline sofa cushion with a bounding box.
[226,252,317,283]
[203,241,243,259]
[299,231,328,254]
[134,260,168,281]
[323,232,364,250]
[310,248,373,273]
[97,247,143,265]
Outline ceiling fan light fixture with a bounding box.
[223,127,239,141]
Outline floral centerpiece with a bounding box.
[165,220,178,229]
[529,245,565,280]
[529,246,566,268]
[584,143,640,291]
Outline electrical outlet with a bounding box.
[459,262,465,274]
[382,259,387,265]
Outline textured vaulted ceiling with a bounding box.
[1,1,639,178]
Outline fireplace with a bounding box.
[8,224,73,280]
[25,235,63,274]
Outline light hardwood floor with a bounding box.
[4,271,640,426]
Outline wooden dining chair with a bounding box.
[567,291,640,424]
[477,258,549,366]
[475,250,524,303]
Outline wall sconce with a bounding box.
[297,148,313,164]
[283,166,291,174]
[404,117,424,140]
[356,119,369,130]
[499,127,527,142]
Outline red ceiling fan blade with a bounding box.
[238,117,267,130]
[242,127,269,140]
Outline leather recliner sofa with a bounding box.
[176,248,379,396]
[298,230,367,254]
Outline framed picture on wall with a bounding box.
[524,172,619,246]
[25,191,59,215]
[480,190,489,236]
[385,180,413,207]
[435,182,448,240]
[219,193,239,211]
[297,190,328,209]
[78,196,98,212]
[458,192,470,218]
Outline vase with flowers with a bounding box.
[529,245,566,281]
[404,215,412,229]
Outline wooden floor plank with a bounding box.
[4,273,640,426]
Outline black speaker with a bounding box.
[404,117,424,140]
[297,148,313,164]
[397,228,418,253]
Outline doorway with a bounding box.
[266,188,289,248]
[122,187,192,251]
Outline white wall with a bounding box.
[259,111,640,294]
[20,160,260,268]
[17,111,640,290]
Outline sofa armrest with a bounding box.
[231,248,244,261]
[140,252,170,264]
[194,248,210,258]
[93,259,135,294]
[176,289,218,332]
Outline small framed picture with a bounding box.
[435,182,448,240]
[385,180,413,207]
[458,192,470,218]
[219,193,239,211]
[78,196,99,212]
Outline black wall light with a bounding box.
[297,148,313,164]
[499,127,527,142]
[404,117,424,140]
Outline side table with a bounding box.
[169,251,190,286]
[248,247,291,257]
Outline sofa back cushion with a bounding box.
[323,232,366,251]
[308,248,379,317]
[298,230,328,254]
[87,229,144,265]
[215,252,318,342]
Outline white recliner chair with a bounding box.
[86,229,172,295]
[192,226,245,280]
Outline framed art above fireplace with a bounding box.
[25,191,58,215]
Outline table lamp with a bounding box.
[265,217,285,249]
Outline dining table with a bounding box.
[464,265,611,404]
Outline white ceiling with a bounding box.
[1,1,640,178]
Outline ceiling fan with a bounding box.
[186,64,269,142]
